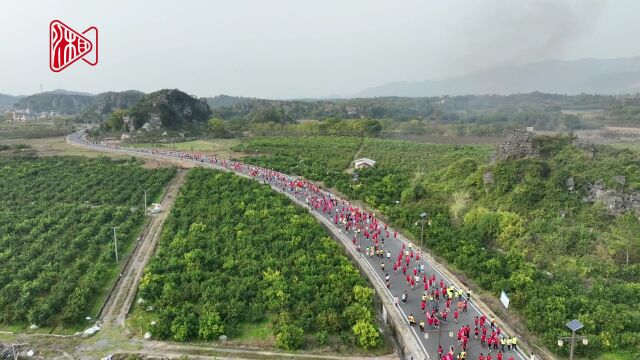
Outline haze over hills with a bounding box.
[355,56,640,98]
[0,93,22,107]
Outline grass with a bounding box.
[0,136,177,170]
[610,141,640,152]
[0,121,73,140]
[0,321,79,335]
[127,306,275,345]
[235,320,273,342]
[0,136,129,158]
[595,353,631,360]
[87,217,150,320]
[130,139,240,157]
[126,303,158,338]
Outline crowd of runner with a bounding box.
[90,137,524,360]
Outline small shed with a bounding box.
[353,158,376,169]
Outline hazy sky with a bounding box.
[1,0,639,98]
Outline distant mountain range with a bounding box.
[0,93,23,107]
[15,92,94,114]
[4,56,640,113]
[355,56,640,97]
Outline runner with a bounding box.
[408,313,416,326]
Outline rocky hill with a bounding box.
[128,89,211,130]
[79,90,145,122]
[206,94,257,108]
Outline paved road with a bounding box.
[67,131,529,360]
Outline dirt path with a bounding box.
[101,169,187,327]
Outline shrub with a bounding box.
[275,324,304,350]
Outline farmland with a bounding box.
[234,135,640,358]
[0,156,175,330]
[135,168,385,352]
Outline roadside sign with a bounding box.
[500,290,510,309]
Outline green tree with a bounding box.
[249,106,289,124]
[198,310,225,340]
[352,285,374,306]
[171,311,198,341]
[352,319,381,349]
[208,118,229,137]
[343,303,372,325]
[103,109,128,131]
[316,330,329,346]
[362,119,382,137]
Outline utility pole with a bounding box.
[558,319,588,360]
[111,226,119,263]
[569,330,576,360]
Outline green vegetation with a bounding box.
[234,135,640,358]
[101,109,129,132]
[0,143,30,152]
[137,169,383,351]
[249,118,383,138]
[84,91,640,143]
[0,122,74,140]
[90,89,214,142]
[78,90,145,123]
[0,156,175,328]
[206,92,640,137]
[15,92,94,114]
[234,136,362,182]
[130,138,239,155]
[12,90,142,120]
[0,136,131,159]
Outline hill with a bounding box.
[15,91,94,114]
[128,89,212,130]
[79,90,145,123]
[206,94,257,108]
[43,89,94,96]
[0,93,22,107]
[356,56,640,97]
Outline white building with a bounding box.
[353,158,376,169]
[12,108,33,122]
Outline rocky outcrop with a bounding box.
[583,180,640,218]
[493,129,539,162]
[77,90,145,123]
[129,89,212,130]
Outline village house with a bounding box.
[11,109,33,122]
